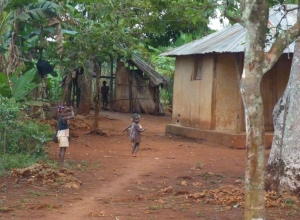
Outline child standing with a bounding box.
[56,106,74,166]
[123,114,147,157]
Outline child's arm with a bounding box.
[136,124,146,132]
[122,124,131,132]
[63,106,75,120]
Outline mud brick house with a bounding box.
[161,5,296,148]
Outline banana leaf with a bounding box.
[10,68,38,101]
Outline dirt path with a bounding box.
[1,112,299,220]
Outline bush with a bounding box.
[0,96,53,175]
[5,120,53,155]
[0,154,43,177]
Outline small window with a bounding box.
[192,55,203,80]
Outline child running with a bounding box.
[56,106,74,166]
[123,113,147,157]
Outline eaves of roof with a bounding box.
[161,4,296,57]
[131,55,170,88]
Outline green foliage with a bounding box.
[0,96,53,156]
[47,69,62,101]
[141,0,214,47]
[0,153,41,177]
[10,120,53,154]
[0,73,10,97]
[4,0,38,11]
[0,11,13,39]
[0,96,19,124]
[10,67,38,101]
[16,1,63,22]
[147,46,175,106]
[160,77,173,106]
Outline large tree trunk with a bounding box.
[242,1,269,219]
[62,71,72,106]
[265,37,300,194]
[77,60,92,115]
[109,55,114,110]
[92,57,101,130]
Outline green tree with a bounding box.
[229,2,300,219]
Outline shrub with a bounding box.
[0,96,53,175]
[0,154,42,177]
[5,120,53,155]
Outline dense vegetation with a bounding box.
[0,96,53,176]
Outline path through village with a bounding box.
[1,112,299,220]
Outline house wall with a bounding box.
[172,56,197,126]
[215,53,241,131]
[172,56,213,129]
[200,55,214,129]
[172,53,291,133]
[261,54,291,131]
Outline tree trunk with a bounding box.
[62,72,72,106]
[242,1,269,219]
[265,37,300,194]
[109,55,114,110]
[77,60,92,115]
[241,75,266,220]
[92,57,101,130]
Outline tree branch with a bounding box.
[263,4,300,73]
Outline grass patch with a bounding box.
[285,198,295,206]
[0,154,45,177]
[196,162,202,169]
[64,160,88,171]
[146,205,163,210]
[196,211,203,218]
[28,190,48,198]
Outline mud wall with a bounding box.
[171,53,291,133]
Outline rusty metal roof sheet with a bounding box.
[130,54,170,88]
[161,4,296,57]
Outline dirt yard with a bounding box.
[1,111,300,220]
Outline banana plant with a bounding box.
[0,66,38,101]
[10,67,38,101]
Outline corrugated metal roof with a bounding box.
[161,4,296,57]
[130,54,170,89]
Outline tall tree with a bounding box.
[232,2,300,219]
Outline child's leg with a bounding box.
[131,140,134,153]
[133,143,140,156]
[59,147,67,166]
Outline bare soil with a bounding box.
[1,111,300,220]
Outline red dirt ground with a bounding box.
[1,111,300,220]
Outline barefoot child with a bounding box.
[123,114,146,157]
[56,106,74,166]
